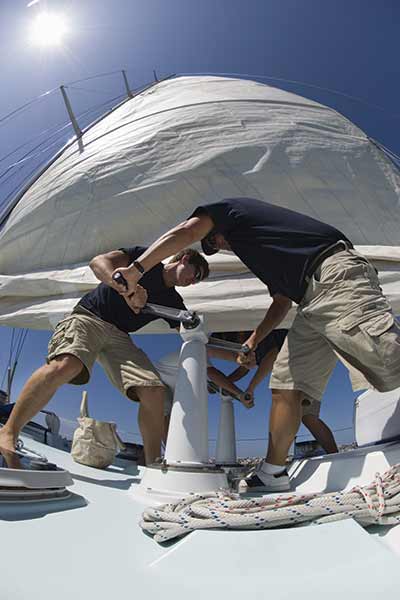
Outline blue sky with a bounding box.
[0,0,399,455]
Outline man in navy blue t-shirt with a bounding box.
[111,197,400,490]
[0,246,209,466]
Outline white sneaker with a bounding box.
[244,469,290,493]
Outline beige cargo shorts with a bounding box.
[47,307,165,401]
[270,249,400,403]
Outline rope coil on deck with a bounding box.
[140,464,400,543]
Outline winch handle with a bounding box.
[112,271,199,328]
[112,271,128,290]
[240,344,252,356]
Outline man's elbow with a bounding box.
[89,255,102,272]
[274,295,292,313]
[178,220,202,246]
[176,215,214,246]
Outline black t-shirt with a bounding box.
[191,198,350,303]
[77,246,186,333]
[255,329,288,365]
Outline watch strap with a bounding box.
[133,260,145,275]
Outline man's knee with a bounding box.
[47,354,84,383]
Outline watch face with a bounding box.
[0,446,57,471]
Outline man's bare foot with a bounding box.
[0,446,22,470]
[0,429,17,454]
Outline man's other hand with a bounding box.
[124,284,148,314]
[239,391,254,409]
[236,349,256,367]
[112,266,141,296]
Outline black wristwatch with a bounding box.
[132,260,145,275]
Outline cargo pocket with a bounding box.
[359,312,400,372]
[339,303,398,366]
[339,300,392,333]
[48,320,73,355]
[359,313,394,337]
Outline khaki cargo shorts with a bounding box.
[47,307,165,401]
[270,250,400,403]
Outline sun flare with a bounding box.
[30,12,68,46]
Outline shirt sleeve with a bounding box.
[118,246,147,261]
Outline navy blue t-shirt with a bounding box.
[255,329,288,365]
[77,246,186,333]
[191,198,350,303]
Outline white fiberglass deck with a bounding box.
[2,436,400,600]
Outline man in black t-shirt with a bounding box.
[111,197,400,491]
[0,247,209,465]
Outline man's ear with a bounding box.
[181,253,190,265]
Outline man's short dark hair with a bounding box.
[170,248,209,281]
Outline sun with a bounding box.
[30,12,68,46]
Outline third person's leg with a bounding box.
[302,414,338,454]
[136,385,165,465]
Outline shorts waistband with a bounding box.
[303,240,353,287]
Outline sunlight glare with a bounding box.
[30,12,68,46]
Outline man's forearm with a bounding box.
[247,349,278,392]
[133,215,214,275]
[136,226,195,272]
[248,296,292,348]
[227,366,249,382]
[207,367,243,398]
[90,256,121,287]
[207,346,237,363]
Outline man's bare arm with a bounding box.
[112,214,214,295]
[90,250,147,313]
[207,366,254,409]
[207,345,256,367]
[239,294,292,362]
[90,250,131,290]
[226,365,250,383]
[246,348,279,394]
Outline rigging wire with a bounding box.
[0,87,59,127]
[0,119,72,166]
[66,84,124,95]
[65,70,123,87]
[0,124,74,181]
[370,137,400,165]
[0,328,28,396]
[0,92,127,204]
[0,90,127,175]
[0,93,128,218]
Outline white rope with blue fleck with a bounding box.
[140,464,400,543]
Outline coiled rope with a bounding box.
[140,464,400,543]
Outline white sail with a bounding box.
[0,75,399,331]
